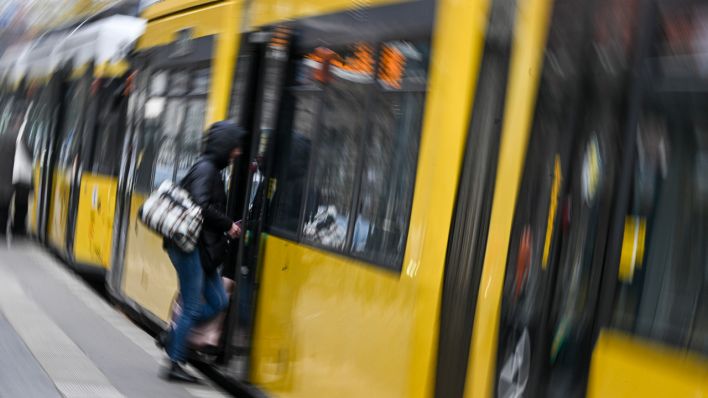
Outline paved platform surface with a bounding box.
[0,239,231,398]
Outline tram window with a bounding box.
[352,41,428,265]
[136,67,209,192]
[175,98,206,181]
[268,88,317,234]
[57,79,89,171]
[28,103,47,163]
[135,69,170,193]
[25,98,42,158]
[607,4,708,354]
[610,102,708,356]
[134,95,164,193]
[149,71,168,96]
[31,88,53,161]
[92,117,122,176]
[301,44,374,250]
[267,39,430,267]
[153,98,184,189]
[169,71,189,96]
[191,68,210,96]
[228,45,256,125]
[90,81,125,176]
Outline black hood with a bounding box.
[203,121,246,169]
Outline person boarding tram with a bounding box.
[159,121,245,383]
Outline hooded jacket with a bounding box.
[180,121,246,273]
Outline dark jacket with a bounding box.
[180,122,246,273]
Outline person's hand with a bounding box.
[227,223,241,239]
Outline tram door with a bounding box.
[493,0,637,397]
[30,68,70,245]
[30,74,62,244]
[112,36,216,316]
[219,28,290,366]
[70,75,129,269]
[47,68,92,256]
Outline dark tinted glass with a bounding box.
[267,85,317,234]
[57,79,89,171]
[352,41,428,265]
[302,67,372,250]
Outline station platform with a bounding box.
[0,239,231,398]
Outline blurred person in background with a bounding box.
[159,121,245,383]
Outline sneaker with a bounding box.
[163,361,199,383]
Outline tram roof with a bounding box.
[0,15,146,84]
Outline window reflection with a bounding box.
[169,71,189,96]
[153,99,184,189]
[135,68,210,193]
[57,80,89,173]
[191,68,210,95]
[90,80,126,176]
[352,41,428,265]
[302,55,372,250]
[175,99,206,181]
[149,71,168,96]
[268,91,316,233]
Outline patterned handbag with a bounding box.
[138,181,203,252]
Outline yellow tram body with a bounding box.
[1,0,705,396]
[245,0,489,396]
[42,16,144,271]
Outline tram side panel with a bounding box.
[47,72,90,257]
[72,76,128,269]
[246,0,491,396]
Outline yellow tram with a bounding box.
[1,0,705,396]
[0,9,145,273]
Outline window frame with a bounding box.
[141,63,210,191]
[266,35,431,271]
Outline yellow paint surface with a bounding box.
[141,0,221,20]
[618,216,646,282]
[250,0,492,396]
[122,194,178,322]
[28,165,42,236]
[587,331,708,397]
[542,155,561,269]
[47,169,71,256]
[206,1,241,125]
[94,61,130,79]
[249,0,405,27]
[137,1,242,50]
[69,64,90,81]
[72,173,118,269]
[465,0,554,396]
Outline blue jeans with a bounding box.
[166,245,228,362]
